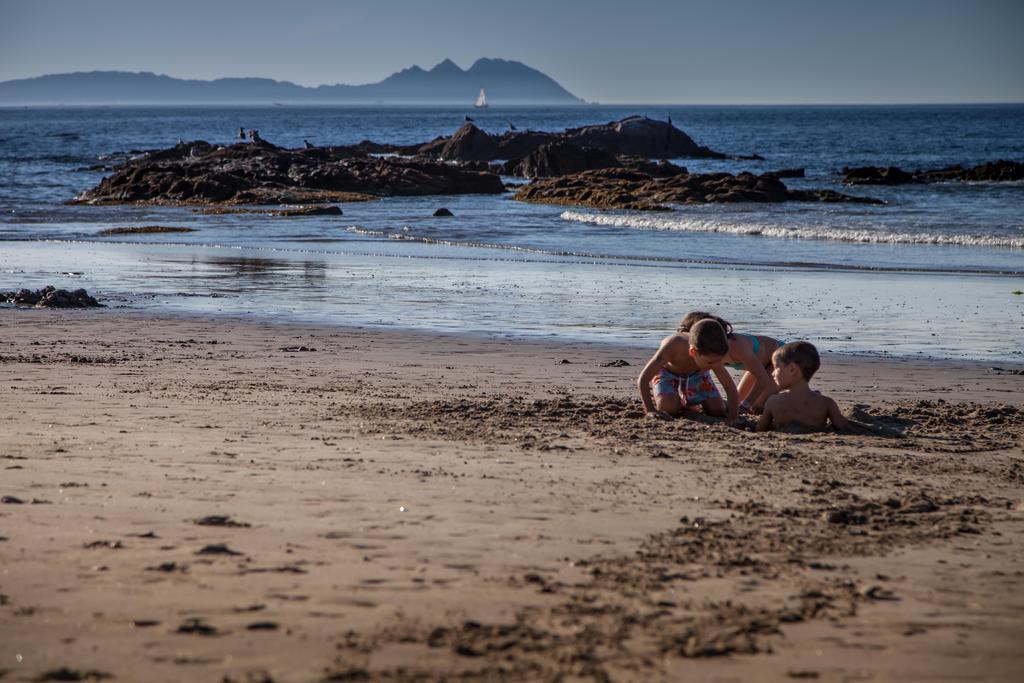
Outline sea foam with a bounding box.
[559,211,1024,249]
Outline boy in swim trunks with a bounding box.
[637,318,740,424]
[757,341,849,432]
[677,311,783,415]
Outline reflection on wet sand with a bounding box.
[166,255,329,284]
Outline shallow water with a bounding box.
[1,105,1023,360]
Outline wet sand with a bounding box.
[1,310,1022,682]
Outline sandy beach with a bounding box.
[0,309,1021,682]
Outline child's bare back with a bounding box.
[759,386,845,431]
[756,341,848,432]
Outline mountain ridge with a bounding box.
[0,58,583,105]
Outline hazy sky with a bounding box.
[1,0,1021,103]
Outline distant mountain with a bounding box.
[0,58,583,105]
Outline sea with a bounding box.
[1,104,1023,362]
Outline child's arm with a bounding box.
[636,340,671,415]
[711,365,740,425]
[826,397,850,431]
[756,396,777,432]
[732,339,777,412]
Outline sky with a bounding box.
[1,0,1022,104]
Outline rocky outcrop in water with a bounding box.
[921,160,1024,182]
[841,166,916,186]
[418,116,727,162]
[73,139,505,205]
[96,226,197,236]
[514,168,883,211]
[842,160,1024,185]
[71,117,749,205]
[762,168,805,179]
[507,141,619,178]
[3,286,104,308]
[499,141,692,179]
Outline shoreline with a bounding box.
[6,306,1024,381]
[1,310,1022,680]
[3,239,1024,364]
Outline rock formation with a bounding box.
[508,142,619,178]
[3,286,104,308]
[73,139,505,205]
[500,141,693,179]
[418,116,727,162]
[762,168,806,179]
[514,168,883,211]
[841,166,917,186]
[842,160,1024,185]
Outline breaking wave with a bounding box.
[559,211,1024,249]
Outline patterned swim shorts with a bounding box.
[651,369,721,405]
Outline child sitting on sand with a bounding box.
[677,311,782,414]
[637,318,740,423]
[756,341,849,432]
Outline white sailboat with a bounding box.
[474,88,488,109]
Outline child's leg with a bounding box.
[651,371,683,416]
[685,371,725,417]
[700,396,727,417]
[654,392,682,416]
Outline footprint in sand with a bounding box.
[130,619,161,628]
[146,561,188,573]
[246,621,279,631]
[175,617,222,636]
[193,515,251,528]
[232,603,266,613]
[36,667,113,681]
[196,543,243,556]
[83,540,125,550]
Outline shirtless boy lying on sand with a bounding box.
[757,341,849,432]
[637,318,740,424]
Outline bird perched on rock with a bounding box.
[507,120,517,131]
[304,139,315,149]
[464,115,474,123]
[238,127,246,140]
